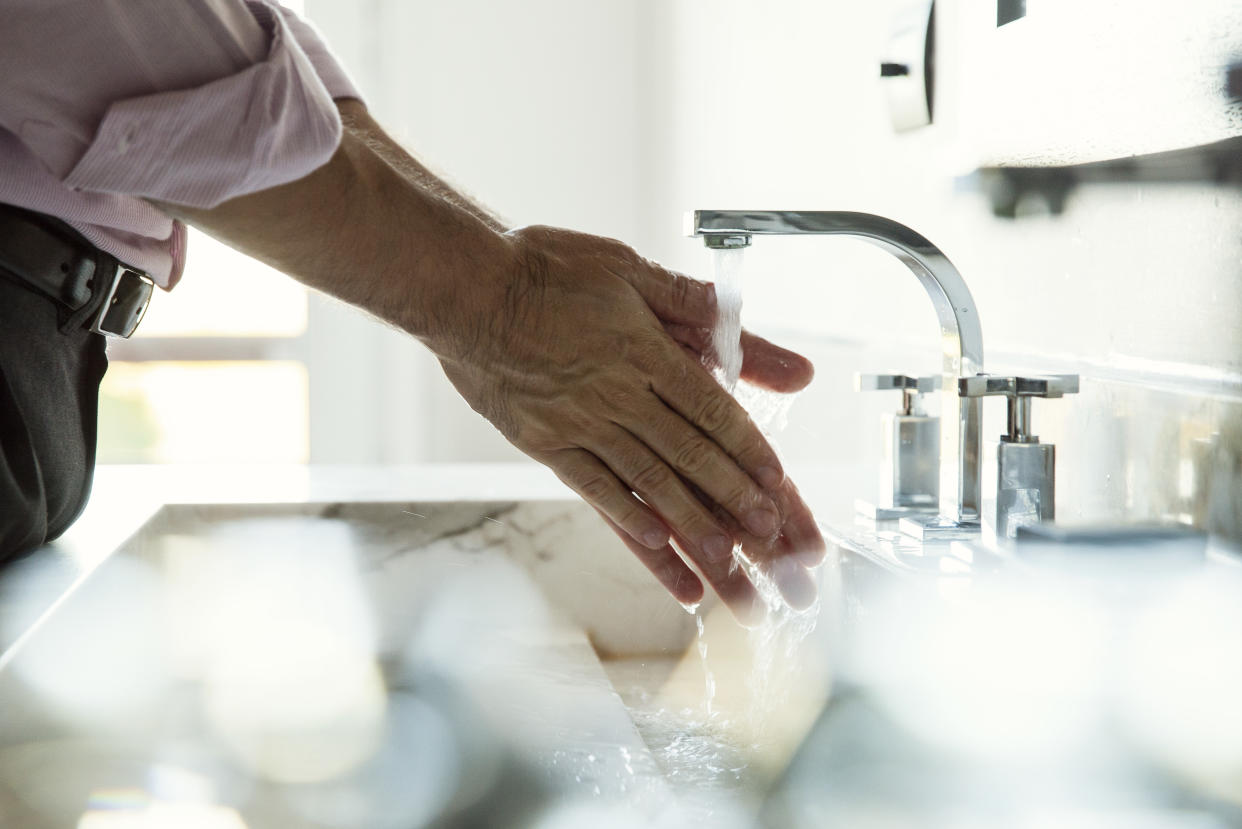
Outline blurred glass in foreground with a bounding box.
[762,541,1242,827]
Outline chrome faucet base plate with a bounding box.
[854,499,938,522]
[899,514,982,541]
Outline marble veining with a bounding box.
[0,496,718,827]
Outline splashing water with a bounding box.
[696,614,716,716]
[707,246,799,438]
[704,248,823,725]
[709,248,745,393]
[693,248,745,718]
[735,383,798,435]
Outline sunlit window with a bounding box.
[138,232,307,338]
[99,228,310,464]
[98,361,309,464]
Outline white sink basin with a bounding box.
[0,496,835,827]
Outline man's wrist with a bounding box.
[397,217,520,364]
[306,126,516,361]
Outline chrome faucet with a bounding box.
[688,210,984,535]
[960,373,1079,539]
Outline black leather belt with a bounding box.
[0,204,153,338]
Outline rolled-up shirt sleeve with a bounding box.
[276,5,363,104]
[0,0,360,210]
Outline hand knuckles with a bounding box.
[693,394,733,434]
[599,385,639,418]
[682,325,710,353]
[669,272,693,309]
[611,241,640,266]
[671,436,712,474]
[723,485,751,510]
[630,461,673,493]
[631,340,668,373]
[577,473,616,503]
[734,446,767,472]
[613,502,643,529]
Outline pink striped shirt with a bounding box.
[0,1,361,288]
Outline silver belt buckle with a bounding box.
[89,263,154,338]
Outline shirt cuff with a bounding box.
[63,3,342,209]
[269,2,364,103]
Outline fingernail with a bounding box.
[642,529,669,549]
[702,534,734,563]
[775,557,818,610]
[756,465,783,489]
[744,508,779,536]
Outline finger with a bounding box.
[661,322,713,356]
[648,370,823,566]
[767,550,819,611]
[624,399,782,539]
[596,511,704,605]
[669,529,765,627]
[662,324,815,394]
[723,476,825,568]
[739,331,814,393]
[622,259,717,329]
[772,478,827,567]
[591,427,738,566]
[544,448,670,550]
[650,350,786,490]
[685,478,819,611]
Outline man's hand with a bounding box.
[156,103,824,623]
[437,226,825,622]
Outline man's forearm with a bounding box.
[337,100,509,235]
[153,103,515,362]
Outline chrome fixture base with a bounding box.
[899,514,983,541]
[855,499,939,522]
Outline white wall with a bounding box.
[300,0,1242,538]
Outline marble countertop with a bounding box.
[0,462,853,826]
[0,465,700,826]
[0,463,577,667]
[0,459,909,672]
[5,464,1233,825]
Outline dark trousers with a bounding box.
[0,269,108,562]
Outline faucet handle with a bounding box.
[959,374,1079,444]
[957,373,1081,539]
[856,373,940,416]
[958,374,1079,400]
[856,373,940,393]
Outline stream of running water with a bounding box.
[693,247,819,715]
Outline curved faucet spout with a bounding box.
[688,210,984,524]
